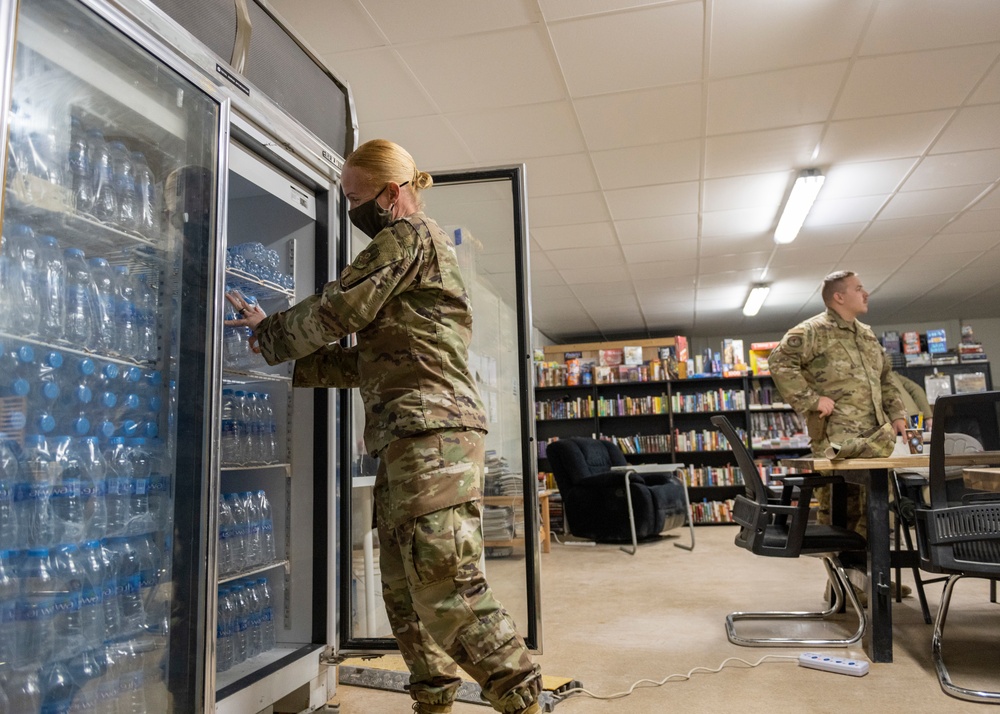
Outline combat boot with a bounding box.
[412,702,452,714]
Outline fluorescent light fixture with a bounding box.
[743,284,770,317]
[773,169,825,245]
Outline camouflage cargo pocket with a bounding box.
[457,609,517,665]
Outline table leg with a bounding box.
[866,468,893,663]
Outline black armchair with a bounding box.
[545,437,690,553]
[712,415,867,647]
[914,391,1000,703]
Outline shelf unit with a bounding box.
[535,374,809,525]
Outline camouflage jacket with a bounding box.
[769,309,906,447]
[254,212,487,454]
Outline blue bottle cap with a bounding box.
[143,423,158,439]
[40,382,59,400]
[148,395,162,412]
[77,358,96,376]
[43,351,64,369]
[37,414,55,433]
[124,394,140,410]
[16,345,34,363]
[124,367,142,383]
[96,422,115,439]
[103,363,120,380]
[89,257,109,267]
[41,235,59,248]
[64,247,85,259]
[75,386,93,404]
[71,417,90,435]
[100,392,117,408]
[121,421,139,437]
[11,378,29,396]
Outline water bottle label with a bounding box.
[79,482,98,498]
[102,578,117,601]
[140,567,157,589]
[17,598,56,621]
[133,477,149,496]
[237,617,249,633]
[97,681,119,703]
[0,483,10,502]
[262,521,273,534]
[107,476,128,495]
[81,586,101,607]
[119,670,143,694]
[0,602,15,624]
[222,419,237,435]
[53,591,81,615]
[120,573,141,596]
[52,479,80,499]
[263,606,272,623]
[15,482,53,502]
[150,476,168,494]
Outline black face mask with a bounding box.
[348,182,408,238]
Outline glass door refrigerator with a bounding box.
[0,0,344,712]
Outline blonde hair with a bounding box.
[344,139,433,207]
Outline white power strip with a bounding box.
[798,652,870,677]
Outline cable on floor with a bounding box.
[552,654,799,703]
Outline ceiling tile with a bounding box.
[622,239,698,263]
[574,84,704,151]
[528,269,566,287]
[525,153,601,197]
[605,182,699,220]
[700,252,772,272]
[271,0,382,53]
[820,158,918,200]
[902,250,984,272]
[529,191,611,227]
[919,231,999,255]
[447,101,586,164]
[796,222,867,245]
[701,207,777,237]
[615,214,699,244]
[861,0,1000,55]
[806,194,887,226]
[531,222,617,250]
[549,3,704,97]
[531,284,577,302]
[539,0,671,22]
[880,184,992,219]
[399,27,564,113]
[362,0,539,42]
[903,150,1000,191]
[858,214,952,241]
[834,45,999,120]
[768,246,841,269]
[577,292,640,312]
[697,269,759,288]
[528,248,555,271]
[703,172,789,213]
[546,245,624,269]
[970,61,1000,105]
[627,259,699,281]
[358,115,475,168]
[931,104,1000,153]
[705,125,823,179]
[818,111,952,164]
[710,0,872,78]
[591,140,701,190]
[708,63,847,135]
[699,233,773,256]
[841,238,917,262]
[323,48,437,123]
[571,280,639,297]
[558,265,631,284]
[941,207,1000,233]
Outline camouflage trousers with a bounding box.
[812,435,868,540]
[378,498,541,712]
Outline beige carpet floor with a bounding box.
[330,525,999,713]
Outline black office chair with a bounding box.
[914,391,1000,703]
[712,415,867,647]
[546,437,689,554]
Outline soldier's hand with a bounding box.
[816,396,835,417]
[892,419,908,437]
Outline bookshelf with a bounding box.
[535,373,809,525]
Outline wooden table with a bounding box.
[963,467,1000,492]
[782,452,1000,663]
[484,491,553,553]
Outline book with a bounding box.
[599,348,623,366]
[902,331,921,355]
[927,328,948,354]
[623,346,643,366]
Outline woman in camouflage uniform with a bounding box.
[226,139,541,714]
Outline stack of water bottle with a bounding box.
[0,221,160,361]
[220,389,280,466]
[7,100,159,239]
[0,429,173,710]
[216,577,277,673]
[217,490,277,577]
[226,242,293,291]
[222,287,266,372]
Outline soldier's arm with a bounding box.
[255,224,419,365]
[768,327,821,414]
[898,374,932,416]
[291,343,361,388]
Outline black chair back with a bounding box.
[546,437,626,491]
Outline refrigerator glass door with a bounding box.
[0,0,222,711]
[340,166,541,653]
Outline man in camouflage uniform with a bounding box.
[769,270,907,539]
[227,139,541,714]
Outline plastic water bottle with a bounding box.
[38,236,67,342]
[133,532,160,610]
[1,343,33,404]
[243,577,262,659]
[126,438,152,532]
[132,152,157,238]
[51,544,86,655]
[65,648,103,714]
[146,439,169,531]
[64,248,97,349]
[231,583,249,665]
[135,274,158,361]
[104,437,133,536]
[224,492,247,573]
[0,550,17,668]
[17,547,56,664]
[0,439,18,556]
[78,540,107,645]
[68,117,94,214]
[117,640,147,713]
[220,389,238,466]
[3,666,41,712]
[234,391,252,463]
[217,496,234,576]
[216,587,234,672]
[256,490,276,564]
[3,223,41,335]
[114,266,139,357]
[243,490,262,569]
[40,660,76,714]
[77,437,108,540]
[255,577,275,651]
[108,142,137,232]
[89,257,118,353]
[58,358,95,439]
[18,435,56,548]
[96,540,121,640]
[223,289,250,369]
[261,393,278,463]
[52,436,87,544]
[248,392,265,464]
[88,130,117,223]
[95,643,121,713]
[107,537,144,634]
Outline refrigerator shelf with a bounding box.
[5,192,164,267]
[0,331,159,368]
[221,462,291,474]
[222,368,292,384]
[219,558,289,584]
[225,267,295,300]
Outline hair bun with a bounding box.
[413,171,434,191]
